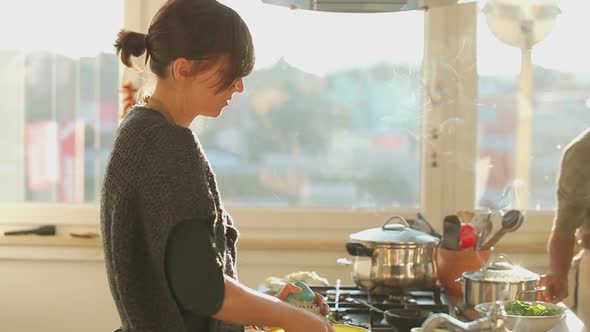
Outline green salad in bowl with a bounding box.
[474,300,566,332]
[503,300,564,317]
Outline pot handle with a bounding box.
[516,286,547,300]
[455,277,464,284]
[382,215,410,230]
[345,242,374,257]
[482,253,514,272]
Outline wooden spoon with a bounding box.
[481,210,524,250]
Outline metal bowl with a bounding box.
[474,301,566,332]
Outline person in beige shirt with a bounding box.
[542,128,590,326]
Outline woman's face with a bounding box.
[180,57,245,118]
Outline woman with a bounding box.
[100,1,333,332]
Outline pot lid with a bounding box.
[463,254,539,282]
[349,216,440,245]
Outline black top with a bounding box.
[166,218,224,331]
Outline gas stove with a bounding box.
[310,285,451,332]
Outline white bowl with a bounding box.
[474,301,566,332]
[410,329,452,332]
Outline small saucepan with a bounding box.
[350,298,433,332]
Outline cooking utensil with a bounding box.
[481,210,524,250]
[456,253,546,306]
[335,279,341,315]
[459,223,477,249]
[346,216,440,293]
[4,225,56,236]
[348,298,384,313]
[349,298,434,332]
[441,215,461,250]
[436,247,493,297]
[472,213,493,250]
[415,212,442,238]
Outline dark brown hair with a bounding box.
[114,0,255,93]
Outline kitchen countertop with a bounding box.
[446,294,585,332]
[550,308,585,332]
[0,235,101,247]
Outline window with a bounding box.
[475,0,589,212]
[199,1,425,209]
[0,0,122,203]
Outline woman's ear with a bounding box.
[171,58,193,81]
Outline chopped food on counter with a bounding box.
[263,271,330,294]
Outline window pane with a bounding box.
[0,0,122,203]
[201,2,424,208]
[476,0,589,211]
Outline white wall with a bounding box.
[0,244,354,332]
[0,259,119,332]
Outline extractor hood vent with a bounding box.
[313,0,419,12]
[261,0,462,12]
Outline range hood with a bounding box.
[261,0,475,12]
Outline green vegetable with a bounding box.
[326,313,337,323]
[504,301,564,316]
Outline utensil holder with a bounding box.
[436,247,492,297]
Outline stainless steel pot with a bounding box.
[345,216,440,294]
[456,253,546,306]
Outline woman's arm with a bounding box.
[214,276,334,332]
[166,220,333,332]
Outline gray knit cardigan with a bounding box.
[100,107,242,332]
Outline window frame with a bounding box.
[0,0,555,251]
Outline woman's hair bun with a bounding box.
[114,29,147,69]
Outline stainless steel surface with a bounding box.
[312,284,449,332]
[348,216,440,246]
[422,301,506,332]
[348,298,385,313]
[472,213,493,250]
[457,254,544,306]
[350,244,439,292]
[461,278,541,305]
[310,283,584,332]
[346,217,439,293]
[335,279,341,314]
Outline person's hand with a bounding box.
[275,283,330,315]
[283,309,335,332]
[538,274,569,303]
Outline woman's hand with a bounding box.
[539,274,568,303]
[275,283,330,315]
[283,309,335,332]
